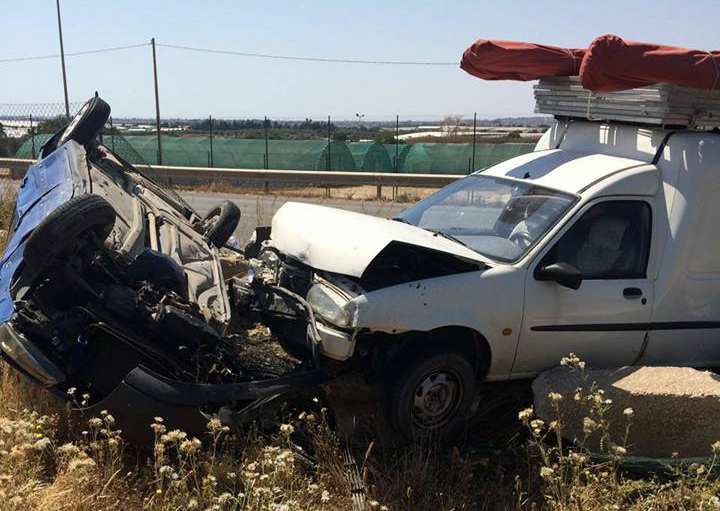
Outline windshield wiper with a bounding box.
[393,218,471,249]
[429,229,470,249]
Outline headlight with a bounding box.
[307,283,350,327]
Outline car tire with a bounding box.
[383,349,477,442]
[24,194,116,271]
[202,200,241,248]
[59,96,111,147]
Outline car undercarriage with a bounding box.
[0,97,329,442]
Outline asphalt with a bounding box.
[180,191,408,243]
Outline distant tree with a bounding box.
[0,124,23,158]
[332,132,348,142]
[442,115,465,137]
[374,131,403,145]
[36,115,68,134]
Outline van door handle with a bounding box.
[623,287,643,299]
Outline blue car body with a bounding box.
[0,143,87,323]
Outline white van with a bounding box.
[247,118,720,439]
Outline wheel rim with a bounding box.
[412,369,463,430]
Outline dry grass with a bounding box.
[3,356,720,511]
[3,189,720,509]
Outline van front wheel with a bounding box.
[384,350,476,441]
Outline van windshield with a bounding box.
[395,175,576,262]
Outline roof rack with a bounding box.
[534,77,720,128]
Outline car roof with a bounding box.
[480,148,649,195]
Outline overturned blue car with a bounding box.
[0,97,322,441]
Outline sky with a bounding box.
[1,0,720,120]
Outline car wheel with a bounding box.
[59,96,111,147]
[384,350,477,441]
[24,194,116,271]
[201,200,241,248]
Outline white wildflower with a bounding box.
[33,437,51,450]
[518,407,534,422]
[611,445,627,457]
[583,417,598,435]
[540,466,555,479]
[547,392,563,402]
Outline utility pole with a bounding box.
[151,38,163,165]
[55,0,70,118]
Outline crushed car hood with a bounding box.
[270,202,490,278]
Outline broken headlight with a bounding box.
[307,283,351,328]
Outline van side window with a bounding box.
[539,201,651,279]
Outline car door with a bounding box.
[512,199,654,375]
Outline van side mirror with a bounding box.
[535,262,582,290]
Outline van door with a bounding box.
[513,199,654,375]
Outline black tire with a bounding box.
[202,200,241,248]
[59,96,111,147]
[383,349,477,442]
[24,194,116,271]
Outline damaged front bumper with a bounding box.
[79,364,326,444]
[235,267,357,364]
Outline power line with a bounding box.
[157,42,458,66]
[0,42,150,63]
[0,40,458,66]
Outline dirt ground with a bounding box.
[178,182,438,203]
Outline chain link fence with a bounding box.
[2,102,545,175]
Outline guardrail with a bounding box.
[0,157,460,197]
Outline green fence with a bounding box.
[15,134,534,175]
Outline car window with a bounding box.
[539,201,651,279]
[395,175,576,262]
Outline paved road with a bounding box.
[180,191,408,243]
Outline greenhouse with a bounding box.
[347,142,392,172]
[15,134,534,175]
[384,144,412,172]
[401,142,534,174]
[124,137,357,171]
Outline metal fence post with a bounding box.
[30,114,36,159]
[395,114,399,172]
[109,116,115,152]
[394,114,400,200]
[326,115,331,171]
[209,115,214,167]
[264,116,269,169]
[471,111,477,174]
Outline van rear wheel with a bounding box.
[383,350,476,441]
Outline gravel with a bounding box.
[533,366,720,458]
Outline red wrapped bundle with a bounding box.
[460,39,585,81]
[579,34,720,92]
